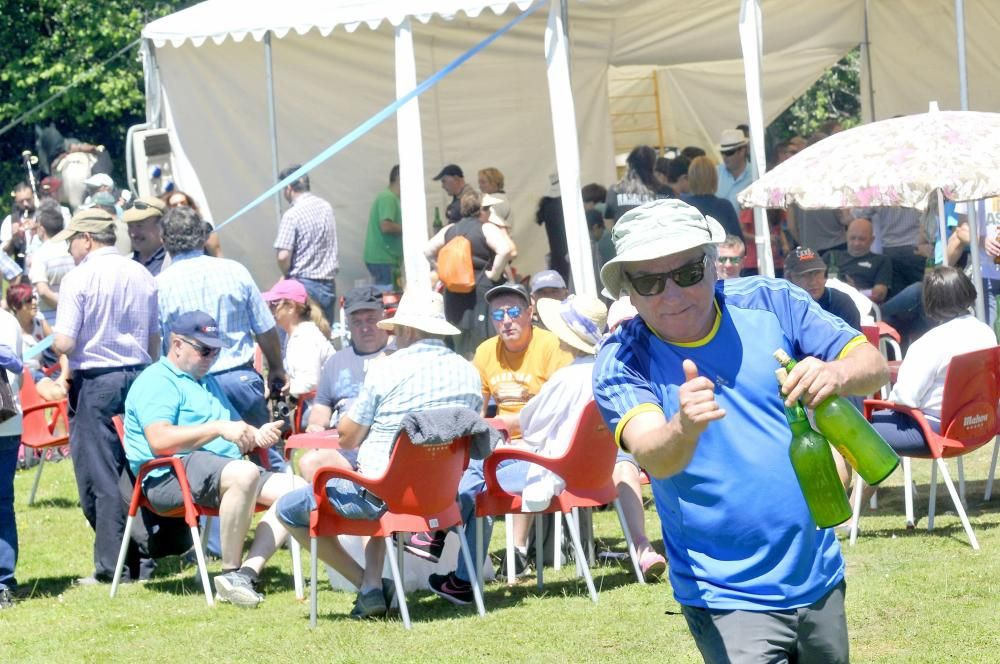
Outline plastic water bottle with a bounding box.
[776,369,853,528]
[774,349,899,486]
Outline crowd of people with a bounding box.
[0,126,996,664]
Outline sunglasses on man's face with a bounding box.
[491,305,523,322]
[124,200,159,211]
[179,337,220,358]
[720,148,740,157]
[627,255,708,296]
[717,255,743,265]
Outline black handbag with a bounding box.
[0,370,18,423]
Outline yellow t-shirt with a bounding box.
[473,327,574,420]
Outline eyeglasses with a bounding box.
[626,255,708,296]
[491,305,523,321]
[124,200,161,211]
[717,256,743,265]
[179,337,220,358]
[720,148,740,157]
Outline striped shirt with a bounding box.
[155,251,276,373]
[274,192,339,280]
[28,239,76,324]
[54,246,158,370]
[348,339,483,476]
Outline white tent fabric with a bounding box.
[141,0,999,291]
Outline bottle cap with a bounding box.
[773,349,792,365]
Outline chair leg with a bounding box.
[553,515,563,570]
[903,457,915,528]
[612,498,644,584]
[505,517,516,586]
[928,460,939,531]
[109,514,135,599]
[310,537,318,628]
[200,516,213,557]
[935,458,980,550]
[395,532,405,590]
[286,468,304,600]
[986,438,999,501]
[534,514,543,590]
[868,490,878,510]
[849,479,864,547]
[475,517,485,591]
[455,524,486,617]
[957,456,966,507]
[384,535,411,629]
[27,452,46,506]
[564,511,598,603]
[572,508,584,578]
[191,525,214,607]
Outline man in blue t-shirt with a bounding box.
[593,200,888,663]
[124,311,303,609]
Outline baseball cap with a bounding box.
[485,282,530,305]
[84,173,114,189]
[432,164,463,180]
[123,195,166,223]
[343,286,385,315]
[599,199,726,298]
[530,270,567,293]
[261,278,308,304]
[171,311,230,349]
[784,247,826,275]
[50,208,116,243]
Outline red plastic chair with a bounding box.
[308,431,484,629]
[109,416,302,604]
[860,346,1000,550]
[19,368,70,506]
[474,401,645,602]
[291,390,316,436]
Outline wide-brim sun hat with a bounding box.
[536,294,608,355]
[599,199,726,299]
[377,289,460,336]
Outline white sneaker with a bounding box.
[213,571,263,608]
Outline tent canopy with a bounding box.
[140,0,998,290]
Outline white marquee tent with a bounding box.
[140,0,999,293]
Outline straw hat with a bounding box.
[377,289,460,336]
[536,294,608,355]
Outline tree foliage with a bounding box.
[0,0,193,205]
[768,46,862,144]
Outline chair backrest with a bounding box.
[373,431,471,515]
[939,347,1000,447]
[19,368,44,410]
[552,401,617,492]
[19,368,68,446]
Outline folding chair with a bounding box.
[475,401,645,604]
[19,368,70,506]
[109,416,303,603]
[308,432,484,629]
[857,347,1000,550]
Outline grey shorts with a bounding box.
[681,580,849,664]
[143,451,274,514]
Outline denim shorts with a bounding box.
[616,449,641,471]
[276,478,386,528]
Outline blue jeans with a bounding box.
[0,435,19,591]
[366,263,396,292]
[276,479,386,527]
[454,458,530,583]
[296,277,337,324]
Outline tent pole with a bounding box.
[264,31,281,226]
[955,0,969,110]
[395,18,431,290]
[738,0,773,277]
[545,0,595,296]
[862,0,876,122]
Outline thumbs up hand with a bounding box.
[677,359,726,439]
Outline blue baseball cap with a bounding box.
[170,311,230,349]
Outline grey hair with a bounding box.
[703,244,719,261]
[162,206,207,254]
[88,228,117,246]
[718,235,745,255]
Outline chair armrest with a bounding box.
[135,456,188,485]
[311,465,382,503]
[863,399,937,441]
[482,446,564,497]
[21,400,64,416]
[484,417,511,443]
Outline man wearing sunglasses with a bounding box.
[593,199,888,663]
[124,311,298,608]
[715,128,752,213]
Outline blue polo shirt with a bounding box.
[594,277,866,611]
[124,357,242,479]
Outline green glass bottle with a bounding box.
[774,349,899,486]
[827,251,839,279]
[776,370,853,528]
[432,206,443,232]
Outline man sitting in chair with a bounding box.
[275,290,482,620]
[124,311,303,608]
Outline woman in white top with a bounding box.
[870,266,997,454]
[261,278,333,398]
[5,284,69,402]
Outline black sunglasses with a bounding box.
[720,148,740,157]
[626,255,708,296]
[124,200,161,211]
[179,337,220,358]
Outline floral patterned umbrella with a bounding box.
[738,110,1000,210]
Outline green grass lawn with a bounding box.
[3,447,1000,663]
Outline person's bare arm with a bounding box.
[255,328,287,392]
[276,249,292,275]
[482,222,513,281]
[619,360,725,479]
[205,232,223,257]
[52,333,75,356]
[379,219,403,234]
[35,281,58,309]
[147,333,161,362]
[336,415,370,451]
[144,420,254,455]
[306,404,334,433]
[424,226,449,266]
[870,284,888,303]
[781,342,888,408]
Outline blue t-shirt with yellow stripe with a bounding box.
[593,277,865,611]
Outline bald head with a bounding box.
[846,218,874,257]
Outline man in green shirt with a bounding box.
[363,165,403,290]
